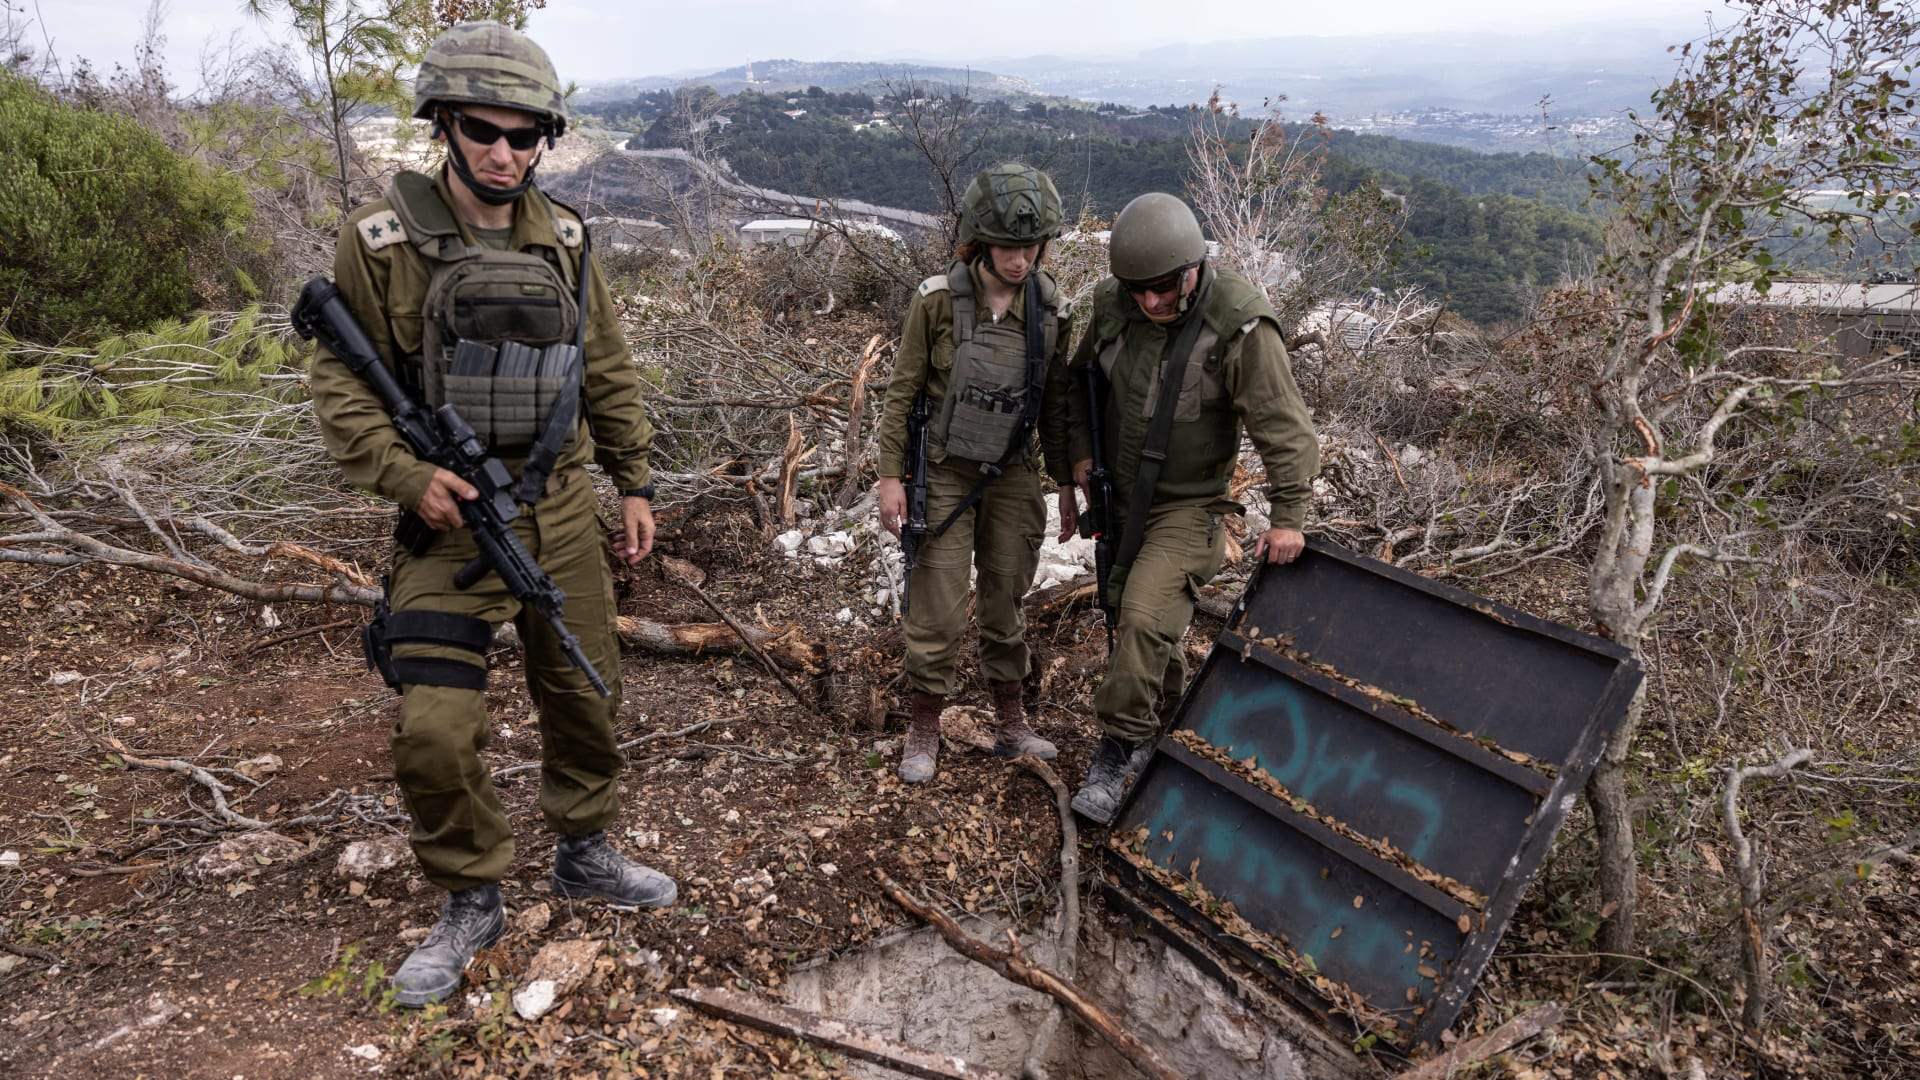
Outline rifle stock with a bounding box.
[293,276,610,698]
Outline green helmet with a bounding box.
[1110,193,1207,282]
[413,22,568,135]
[958,163,1063,246]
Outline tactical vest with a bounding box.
[1089,266,1280,502]
[924,260,1061,465]
[383,171,581,451]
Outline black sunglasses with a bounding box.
[448,109,547,151]
[1122,263,1197,296]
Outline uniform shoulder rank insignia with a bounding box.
[356,210,408,252]
[554,215,582,248]
[917,274,950,297]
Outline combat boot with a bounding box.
[552,831,679,910]
[391,883,505,1008]
[898,690,943,784]
[988,680,1056,759]
[1070,735,1155,825]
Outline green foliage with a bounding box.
[300,943,399,1012]
[0,72,253,345]
[0,308,307,436]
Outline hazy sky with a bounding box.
[27,0,1728,89]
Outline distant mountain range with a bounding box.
[578,24,1691,122]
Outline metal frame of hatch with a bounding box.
[1099,536,1643,1052]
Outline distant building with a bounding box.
[781,109,807,119]
[1713,278,1920,358]
[585,216,672,252]
[738,218,904,249]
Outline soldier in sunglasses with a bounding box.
[307,22,676,1007]
[1061,193,1319,824]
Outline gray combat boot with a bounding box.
[898,690,942,784]
[1070,735,1154,824]
[989,680,1056,760]
[391,883,505,1008]
[552,831,678,910]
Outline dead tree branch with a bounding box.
[1400,1004,1564,1079]
[874,869,1181,1080]
[1722,746,1813,1028]
[673,986,1012,1080]
[100,735,269,830]
[1016,755,1080,1080]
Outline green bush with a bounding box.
[0,72,253,344]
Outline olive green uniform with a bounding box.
[309,170,653,891]
[1049,265,1317,743]
[875,262,1073,697]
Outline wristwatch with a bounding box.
[620,485,656,500]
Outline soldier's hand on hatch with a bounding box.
[416,468,479,531]
[1254,526,1306,566]
[1056,485,1079,542]
[616,496,655,565]
[876,476,906,539]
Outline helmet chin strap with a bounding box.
[976,240,1047,288]
[436,115,539,206]
[1144,261,1206,325]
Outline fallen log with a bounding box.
[875,869,1182,1080]
[673,986,1012,1080]
[617,616,825,672]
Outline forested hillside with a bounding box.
[584,86,1602,323]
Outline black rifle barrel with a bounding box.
[1077,363,1118,652]
[900,390,931,616]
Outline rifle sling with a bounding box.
[1112,293,1211,576]
[928,274,1048,540]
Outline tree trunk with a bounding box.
[1586,739,1637,955]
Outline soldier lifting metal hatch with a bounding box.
[1060,192,1321,824]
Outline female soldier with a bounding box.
[874,162,1075,783]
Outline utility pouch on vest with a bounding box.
[420,254,578,451]
[943,331,1031,462]
[443,338,581,450]
[937,262,1055,465]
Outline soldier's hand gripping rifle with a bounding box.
[899,390,931,615]
[291,276,610,698]
[1075,363,1117,653]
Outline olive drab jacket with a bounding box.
[875,261,1075,487]
[1057,264,1318,530]
[307,169,654,510]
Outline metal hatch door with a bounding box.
[1102,538,1641,1051]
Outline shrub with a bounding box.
[0,72,252,344]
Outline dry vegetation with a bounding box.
[2,1,1918,1078]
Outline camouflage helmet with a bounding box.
[413,22,568,134]
[958,162,1063,247]
[1110,193,1207,282]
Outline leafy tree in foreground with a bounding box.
[1578,0,1919,956]
[0,72,251,344]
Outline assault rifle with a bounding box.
[899,390,931,615]
[291,276,610,697]
[1076,363,1117,653]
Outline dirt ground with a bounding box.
[2,509,1916,1079]
[0,508,1088,1078]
